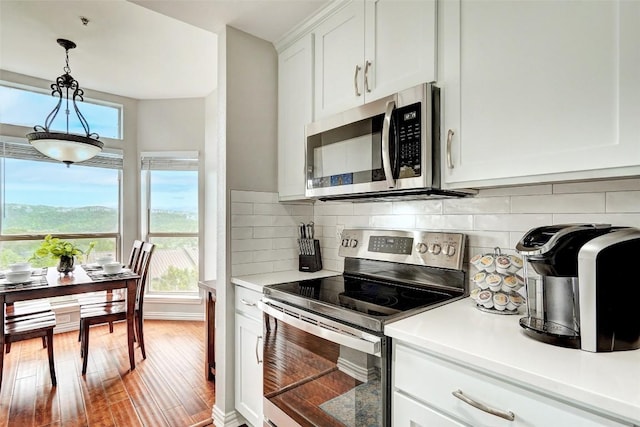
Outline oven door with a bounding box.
[258,298,391,427]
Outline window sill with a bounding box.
[144,294,203,305]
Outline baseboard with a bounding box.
[213,405,247,427]
[144,311,204,321]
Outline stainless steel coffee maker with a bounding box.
[516,223,640,352]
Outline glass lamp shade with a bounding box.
[27,132,104,166]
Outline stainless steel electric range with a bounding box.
[258,229,467,427]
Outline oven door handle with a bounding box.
[258,300,382,357]
[381,100,396,189]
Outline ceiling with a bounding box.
[0,0,328,100]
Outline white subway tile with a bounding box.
[232,262,274,276]
[511,193,605,213]
[473,214,552,232]
[553,213,640,229]
[231,190,278,203]
[253,248,298,262]
[336,215,370,228]
[392,200,442,215]
[606,191,640,213]
[231,238,272,252]
[254,203,290,215]
[353,202,393,215]
[416,215,473,230]
[554,178,640,194]
[314,202,354,216]
[231,202,253,215]
[369,215,416,229]
[444,197,510,214]
[272,215,299,227]
[231,253,254,265]
[231,227,253,240]
[466,231,511,249]
[285,203,314,216]
[273,259,298,272]
[477,184,552,197]
[272,237,298,249]
[253,227,298,239]
[321,258,344,273]
[314,215,338,226]
[231,214,274,227]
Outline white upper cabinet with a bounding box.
[314,0,436,120]
[441,0,640,187]
[278,34,314,201]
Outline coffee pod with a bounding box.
[470,288,481,301]
[472,271,488,290]
[477,290,493,308]
[507,294,524,311]
[495,256,511,274]
[486,273,503,292]
[470,253,483,270]
[508,255,524,273]
[501,275,521,293]
[493,293,509,311]
[479,255,495,273]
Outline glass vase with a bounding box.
[57,255,75,275]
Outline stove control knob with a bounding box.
[349,239,358,248]
[446,244,456,256]
[429,243,442,255]
[416,243,428,254]
[341,239,350,247]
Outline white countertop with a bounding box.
[385,298,640,424]
[231,269,341,293]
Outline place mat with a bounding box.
[0,276,49,288]
[319,379,382,427]
[0,267,47,279]
[81,263,102,272]
[86,269,135,280]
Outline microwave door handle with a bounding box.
[381,100,396,189]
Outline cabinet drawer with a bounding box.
[235,285,262,319]
[394,390,464,427]
[394,343,631,427]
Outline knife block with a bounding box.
[299,240,322,272]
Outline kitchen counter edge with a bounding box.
[385,297,640,425]
[231,269,341,293]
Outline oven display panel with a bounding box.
[368,236,413,254]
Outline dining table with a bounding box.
[0,265,140,387]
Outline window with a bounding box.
[0,82,122,139]
[141,152,199,294]
[0,137,123,275]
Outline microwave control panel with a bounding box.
[396,102,422,177]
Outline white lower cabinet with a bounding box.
[393,342,632,427]
[234,285,263,427]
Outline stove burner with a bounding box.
[342,291,399,308]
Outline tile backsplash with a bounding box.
[230,178,640,276]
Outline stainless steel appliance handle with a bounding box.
[258,299,382,356]
[452,390,515,421]
[240,298,256,307]
[255,335,263,364]
[446,129,455,169]
[364,60,371,93]
[381,100,396,188]
[354,65,362,96]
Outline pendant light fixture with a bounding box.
[27,38,103,167]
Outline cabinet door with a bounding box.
[442,0,640,187]
[314,1,365,119]
[278,34,313,201]
[235,312,263,427]
[364,0,436,101]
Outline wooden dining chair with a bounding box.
[5,300,52,353]
[79,242,155,375]
[4,305,57,386]
[77,239,144,336]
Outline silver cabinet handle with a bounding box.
[452,390,515,421]
[240,298,256,307]
[446,129,455,169]
[255,335,263,364]
[354,64,362,96]
[381,100,396,189]
[364,60,372,93]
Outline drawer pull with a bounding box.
[452,389,515,421]
[240,298,256,307]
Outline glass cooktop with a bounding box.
[264,274,460,332]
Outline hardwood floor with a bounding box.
[0,320,215,427]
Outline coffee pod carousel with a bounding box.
[469,247,526,314]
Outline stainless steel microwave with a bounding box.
[305,83,474,200]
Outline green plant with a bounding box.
[31,235,96,262]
